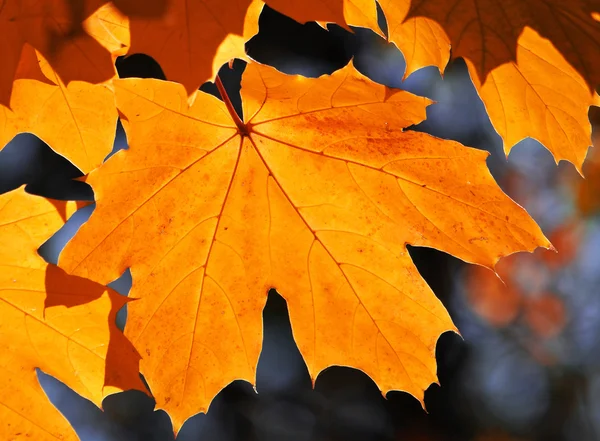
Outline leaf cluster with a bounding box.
[0,0,597,439]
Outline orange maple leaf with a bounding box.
[0,45,117,173]
[58,61,550,431]
[406,0,600,93]
[378,0,449,79]
[0,0,112,107]
[0,0,168,107]
[377,1,598,172]
[109,0,379,96]
[0,188,145,440]
[465,28,597,172]
[0,3,131,173]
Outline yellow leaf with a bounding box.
[0,0,116,107]
[470,27,596,172]
[0,3,128,173]
[0,188,145,440]
[377,1,598,171]
[377,0,449,78]
[114,0,378,95]
[0,45,117,173]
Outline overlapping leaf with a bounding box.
[0,0,169,106]
[106,0,379,95]
[377,0,598,171]
[0,0,167,107]
[0,0,107,107]
[406,0,600,92]
[0,188,144,441]
[0,45,117,173]
[59,61,550,430]
[469,28,597,171]
[0,3,129,173]
[378,0,449,78]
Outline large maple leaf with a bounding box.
[59,61,550,431]
[109,0,379,95]
[0,188,145,440]
[377,0,598,172]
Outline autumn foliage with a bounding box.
[0,0,598,439]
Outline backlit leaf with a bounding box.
[377,1,598,171]
[406,0,600,92]
[0,188,145,441]
[467,28,597,172]
[0,45,117,173]
[0,0,166,107]
[0,3,126,173]
[377,0,449,79]
[59,61,550,431]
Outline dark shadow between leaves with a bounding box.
[176,289,464,441]
[108,269,133,332]
[39,369,173,441]
[246,5,355,78]
[38,202,95,265]
[116,53,167,81]
[0,134,93,201]
[39,277,468,440]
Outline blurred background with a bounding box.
[1,4,599,441]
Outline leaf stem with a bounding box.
[215,75,248,136]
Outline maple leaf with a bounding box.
[264,0,380,30]
[109,0,379,96]
[0,0,168,107]
[377,1,598,172]
[0,3,129,173]
[0,187,145,440]
[377,0,449,79]
[58,61,550,431]
[467,28,597,172]
[0,0,111,107]
[406,0,600,93]
[0,45,117,173]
